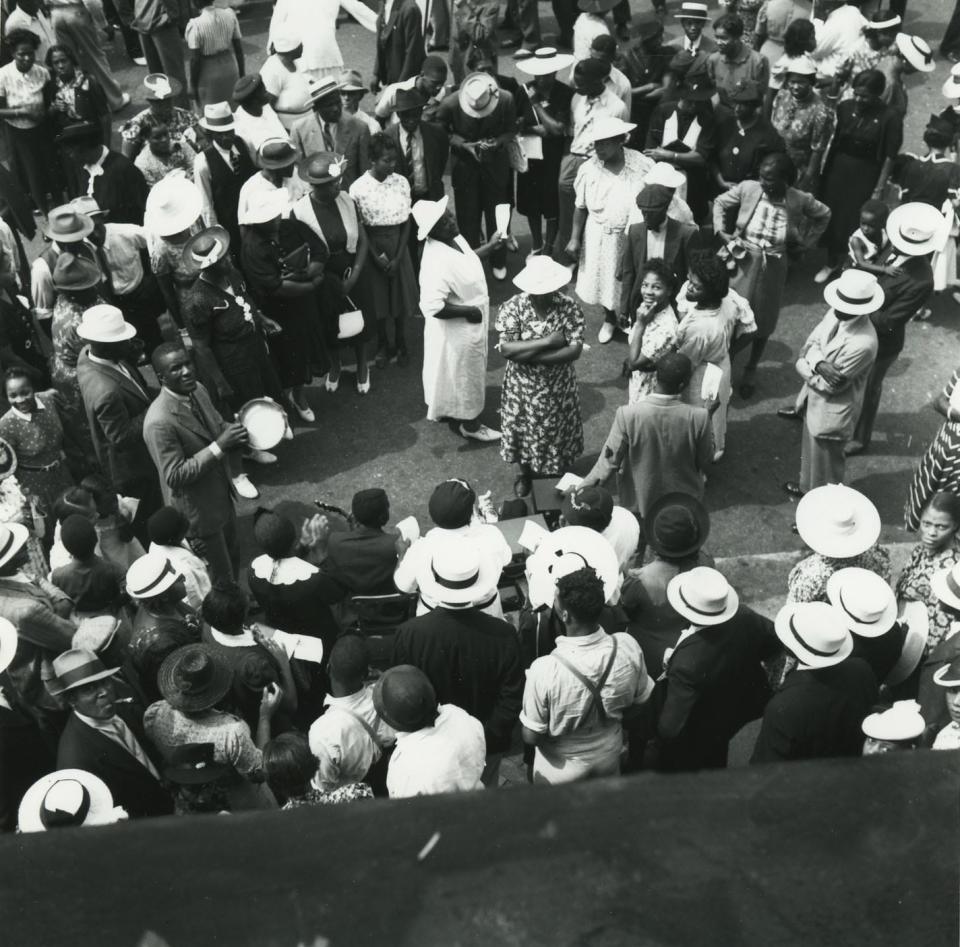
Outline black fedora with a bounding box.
[644,492,710,559]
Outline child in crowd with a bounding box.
[846,199,891,276]
[50,513,128,620]
[147,506,212,612]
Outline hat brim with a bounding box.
[933,662,960,688]
[886,204,949,256]
[592,121,638,142]
[144,74,184,100]
[887,600,928,686]
[795,490,881,558]
[127,564,183,599]
[146,194,204,238]
[666,575,739,626]
[644,492,710,558]
[897,37,935,73]
[77,322,137,343]
[157,646,233,713]
[199,118,236,132]
[0,617,16,675]
[513,266,572,295]
[164,760,232,784]
[0,437,18,485]
[0,521,29,570]
[516,54,576,76]
[822,279,885,316]
[49,664,120,697]
[181,226,231,276]
[416,194,449,241]
[18,769,116,833]
[675,11,710,20]
[46,217,94,244]
[942,77,960,99]
[459,96,499,119]
[297,154,343,185]
[259,154,298,171]
[931,568,960,611]
[417,556,501,608]
[825,571,897,637]
[775,604,854,668]
[526,526,621,610]
[53,270,102,292]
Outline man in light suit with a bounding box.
[142,343,253,583]
[781,269,880,497]
[76,305,161,547]
[290,77,370,189]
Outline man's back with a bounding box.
[324,527,398,596]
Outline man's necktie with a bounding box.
[322,122,335,152]
[107,715,160,780]
[405,132,414,178]
[189,393,217,440]
[228,148,240,174]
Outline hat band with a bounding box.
[837,588,880,625]
[678,586,728,617]
[57,660,110,689]
[40,782,90,829]
[204,115,234,128]
[788,615,840,658]
[835,287,875,306]
[946,571,960,602]
[898,227,935,245]
[0,528,17,563]
[191,240,224,267]
[432,565,480,590]
[131,558,177,597]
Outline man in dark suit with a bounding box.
[847,202,938,455]
[53,648,173,818]
[289,76,371,190]
[142,343,252,583]
[752,602,878,764]
[391,535,523,784]
[323,488,400,597]
[653,566,781,771]
[374,0,425,89]
[76,305,161,547]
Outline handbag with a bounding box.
[335,268,363,340]
[506,136,528,174]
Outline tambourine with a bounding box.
[237,398,290,450]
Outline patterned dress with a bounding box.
[121,106,199,158]
[896,538,960,655]
[627,304,678,404]
[786,545,892,603]
[770,89,836,177]
[134,144,195,187]
[905,370,960,531]
[497,292,585,474]
[281,783,374,808]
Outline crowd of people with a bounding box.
[0,0,959,834]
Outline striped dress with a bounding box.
[905,368,960,531]
[185,6,242,107]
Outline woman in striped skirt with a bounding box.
[186,0,245,110]
[905,367,960,531]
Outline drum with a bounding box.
[237,398,289,451]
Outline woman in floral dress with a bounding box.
[264,732,373,808]
[0,433,49,577]
[497,256,584,497]
[623,259,678,404]
[44,45,110,158]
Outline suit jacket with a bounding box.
[795,311,878,439]
[392,607,523,754]
[322,527,399,596]
[652,605,781,771]
[583,393,712,516]
[374,0,425,85]
[289,112,371,189]
[142,384,234,537]
[713,181,831,250]
[77,348,157,494]
[57,708,173,818]
[385,120,449,201]
[871,250,934,359]
[751,658,878,763]
[68,152,149,226]
[618,217,698,315]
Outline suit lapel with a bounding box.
[95,357,150,405]
[162,389,211,443]
[664,219,679,264]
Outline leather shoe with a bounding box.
[777,406,802,421]
[843,440,867,457]
[783,481,805,498]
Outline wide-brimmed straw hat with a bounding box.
[158,644,233,713]
[645,493,710,559]
[514,46,575,76]
[0,438,17,484]
[198,101,235,133]
[46,205,94,244]
[590,115,636,142]
[239,188,288,226]
[339,69,366,93]
[412,195,449,241]
[307,75,341,105]
[861,700,925,742]
[48,648,119,697]
[373,664,437,732]
[0,616,15,675]
[298,151,346,185]
[933,654,960,688]
[73,615,120,654]
[513,255,572,295]
[795,484,881,558]
[182,226,231,274]
[775,601,853,669]
[931,561,960,611]
[126,553,183,600]
[52,253,101,292]
[145,173,203,237]
[666,566,739,626]
[826,567,897,638]
[18,769,121,832]
[458,73,500,118]
[675,1,709,20]
[526,525,621,610]
[77,304,136,343]
[886,600,928,686]
[886,202,949,257]
[823,269,885,316]
[943,63,960,100]
[144,73,182,101]
[896,33,934,73]
[417,536,500,609]
[645,161,687,189]
[0,522,28,570]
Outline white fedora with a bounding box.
[826,567,897,638]
[666,567,739,626]
[126,553,184,600]
[675,1,709,20]
[18,769,124,832]
[77,304,136,343]
[644,161,686,190]
[822,268,885,316]
[886,600,928,686]
[198,101,236,133]
[942,63,960,100]
[73,615,120,654]
[0,521,29,571]
[886,201,949,257]
[590,115,636,142]
[515,47,575,76]
[861,699,925,742]
[931,561,960,611]
[775,601,853,669]
[513,255,572,295]
[795,485,881,558]
[144,172,203,237]
[238,187,288,227]
[412,195,449,241]
[459,73,500,118]
[895,33,935,73]
[417,536,500,609]
[526,525,621,610]
[0,616,16,675]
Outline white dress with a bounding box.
[268,0,377,79]
[419,235,490,423]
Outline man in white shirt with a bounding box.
[591,34,631,114]
[374,54,448,125]
[231,75,288,162]
[4,0,56,60]
[374,664,486,798]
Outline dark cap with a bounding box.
[644,492,710,558]
[656,352,693,392]
[634,11,664,41]
[233,74,263,104]
[372,665,437,732]
[562,485,615,532]
[352,488,390,528]
[428,479,476,529]
[394,88,427,113]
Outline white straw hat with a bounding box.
[590,115,637,142]
[458,73,500,118]
[826,567,897,638]
[861,700,925,742]
[931,561,960,611]
[822,269,885,316]
[0,521,29,570]
[675,1,709,20]
[886,201,950,257]
[886,600,928,686]
[776,53,817,77]
[199,101,236,132]
[0,616,16,675]
[513,255,572,295]
[77,304,136,343]
[412,195,449,241]
[666,566,739,626]
[895,33,935,73]
[795,485,881,558]
[644,161,687,189]
[238,188,288,226]
[526,526,621,610]
[942,63,960,99]
[515,47,575,76]
[126,553,184,599]
[144,172,203,237]
[18,769,125,833]
[775,601,853,669]
[417,536,500,609]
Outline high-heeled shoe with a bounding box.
[324,373,340,393]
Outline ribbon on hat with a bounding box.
[788,614,840,658]
[677,585,728,617]
[40,780,91,829]
[145,74,174,99]
[130,557,178,598]
[191,237,224,269]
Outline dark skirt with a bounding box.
[820,151,882,260]
[364,224,418,324]
[516,145,564,219]
[5,123,58,214]
[263,296,316,389]
[316,248,374,346]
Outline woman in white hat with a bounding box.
[564,114,652,343]
[861,700,925,755]
[120,74,199,162]
[258,33,313,132]
[830,10,901,105]
[496,255,583,497]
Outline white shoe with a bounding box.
[459,423,501,442]
[232,473,260,499]
[813,266,833,284]
[598,322,615,344]
[132,56,147,66]
[290,397,315,422]
[492,266,507,281]
[244,448,277,465]
[116,92,131,110]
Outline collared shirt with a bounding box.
[743,193,788,250]
[602,505,641,569]
[398,125,427,194]
[606,65,632,115]
[9,397,45,423]
[87,223,147,297]
[233,104,287,162]
[308,687,396,791]
[0,61,48,129]
[74,709,161,779]
[386,703,486,798]
[570,87,629,156]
